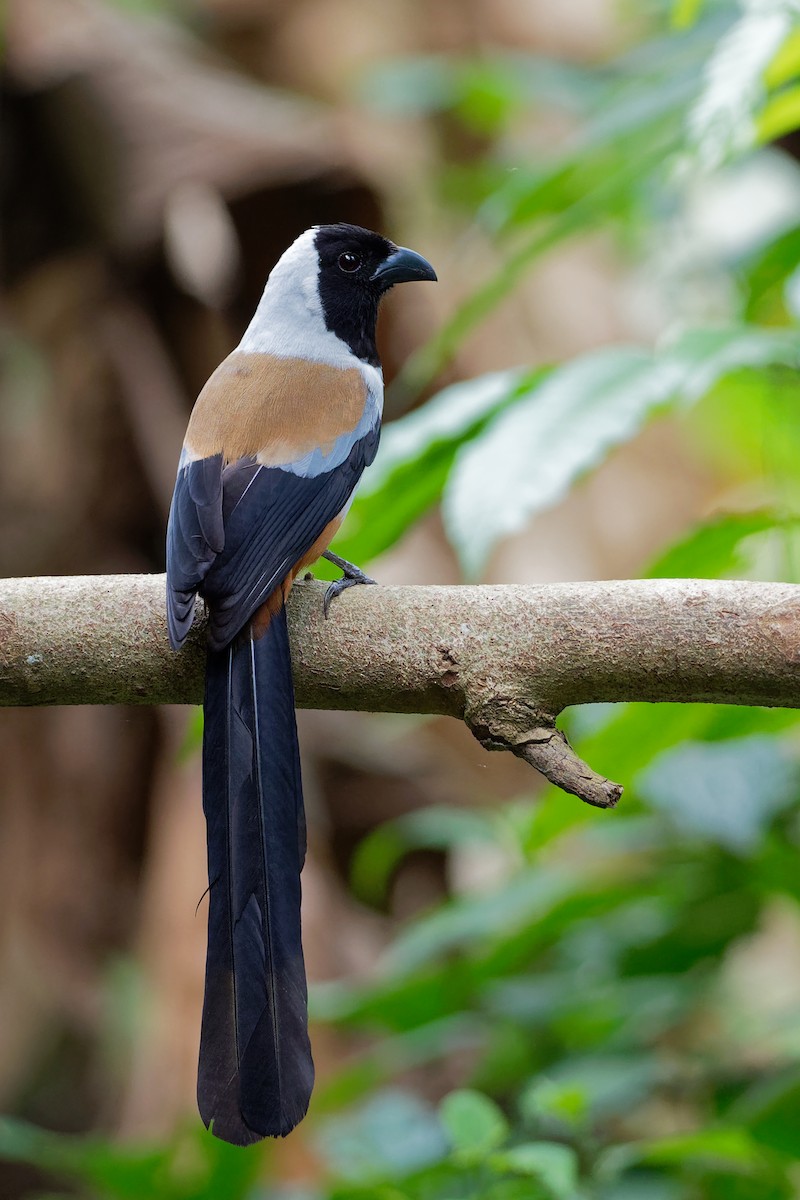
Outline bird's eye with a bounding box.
[338,251,362,273]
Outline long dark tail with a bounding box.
[198,604,314,1145]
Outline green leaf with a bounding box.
[688,365,800,534]
[398,148,671,398]
[767,25,800,85]
[603,1127,766,1173]
[315,1089,447,1181]
[442,327,800,577]
[358,52,606,123]
[595,1181,687,1200]
[492,1142,579,1197]
[331,368,548,566]
[521,1057,660,1130]
[742,221,800,323]
[452,61,523,136]
[668,326,800,392]
[439,1089,509,1157]
[757,83,800,143]
[686,5,792,170]
[644,510,785,579]
[672,0,705,32]
[636,735,799,854]
[386,22,729,394]
[179,706,204,757]
[443,345,668,577]
[0,1118,260,1200]
[731,1066,800,1156]
[559,703,800,843]
[385,866,580,975]
[519,1079,588,1132]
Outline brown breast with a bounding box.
[185,351,368,465]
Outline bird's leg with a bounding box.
[322,550,376,617]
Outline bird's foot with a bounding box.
[322,551,376,617]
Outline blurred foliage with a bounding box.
[6,0,800,1198]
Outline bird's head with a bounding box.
[314,223,437,293]
[313,223,437,365]
[245,224,436,367]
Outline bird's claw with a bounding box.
[323,570,376,618]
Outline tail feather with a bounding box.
[198,605,314,1145]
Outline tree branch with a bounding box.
[1,574,798,806]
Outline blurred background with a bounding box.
[4,0,800,1196]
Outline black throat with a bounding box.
[316,280,381,367]
[313,224,397,368]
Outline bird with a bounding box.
[165,223,437,1146]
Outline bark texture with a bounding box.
[1,574,798,805]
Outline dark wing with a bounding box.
[167,428,379,652]
[166,453,225,650]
